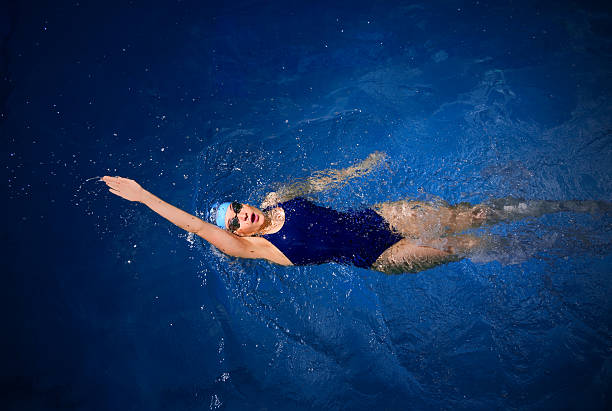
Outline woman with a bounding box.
[101,152,493,273]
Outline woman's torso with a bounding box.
[261,197,403,268]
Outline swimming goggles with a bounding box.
[227,201,243,232]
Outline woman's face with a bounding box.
[225,202,265,236]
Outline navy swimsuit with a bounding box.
[262,198,403,268]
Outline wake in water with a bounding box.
[483,198,612,224]
[467,198,612,266]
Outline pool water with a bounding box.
[3,0,612,409]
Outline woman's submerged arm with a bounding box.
[101,176,283,262]
[261,151,388,208]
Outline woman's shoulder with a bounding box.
[261,194,309,210]
[260,191,281,209]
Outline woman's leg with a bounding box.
[374,200,490,237]
[371,235,480,274]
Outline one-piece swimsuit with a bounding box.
[262,197,403,268]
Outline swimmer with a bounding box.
[101,152,610,273]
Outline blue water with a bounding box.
[3,0,612,409]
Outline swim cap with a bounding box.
[209,202,231,229]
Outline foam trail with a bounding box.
[469,226,612,266]
[465,199,612,265]
[483,198,612,225]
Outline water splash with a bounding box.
[73,175,104,207]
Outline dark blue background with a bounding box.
[3,0,612,410]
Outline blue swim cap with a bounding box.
[210,202,231,229]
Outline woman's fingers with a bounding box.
[101,175,128,183]
[101,176,117,186]
[101,176,142,202]
[104,177,125,194]
[102,176,126,189]
[105,181,121,190]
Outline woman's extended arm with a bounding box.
[261,151,388,208]
[101,176,258,259]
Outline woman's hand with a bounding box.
[101,176,146,202]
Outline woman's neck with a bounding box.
[258,207,285,235]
